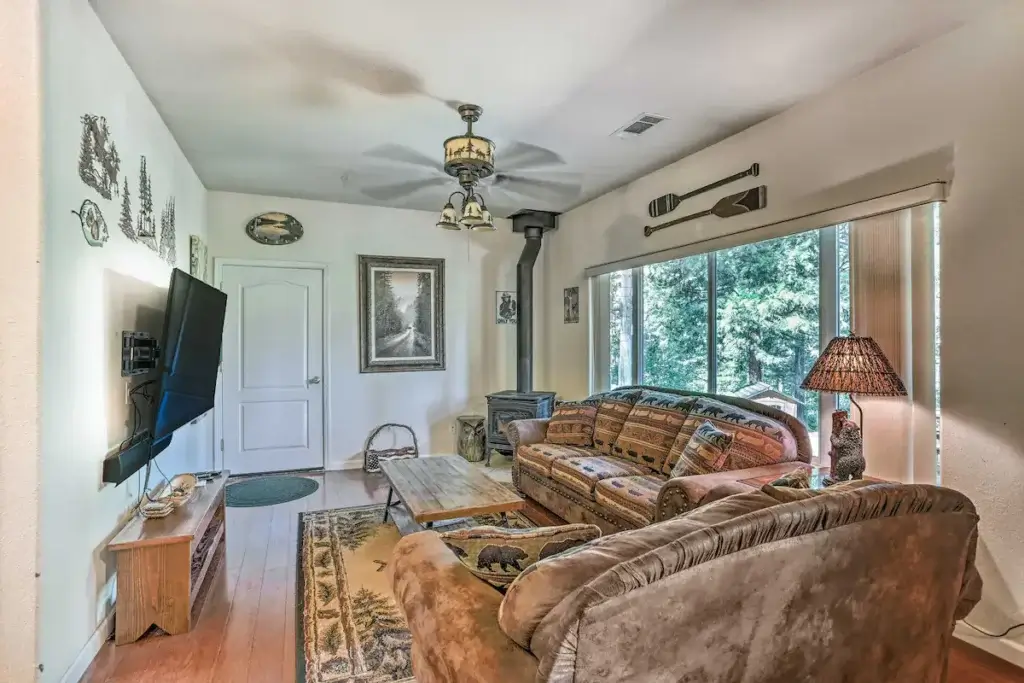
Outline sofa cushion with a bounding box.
[592,388,644,455]
[550,456,649,500]
[663,397,798,475]
[440,524,601,588]
[594,475,664,526]
[545,401,599,446]
[669,420,736,478]
[610,391,696,471]
[498,489,780,650]
[517,443,593,478]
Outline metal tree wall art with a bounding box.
[189,235,209,281]
[78,114,121,200]
[136,156,157,251]
[118,176,135,242]
[72,199,109,246]
[159,198,177,266]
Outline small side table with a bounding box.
[739,465,892,490]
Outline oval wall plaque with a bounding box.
[245,212,304,245]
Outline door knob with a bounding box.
[308,376,321,385]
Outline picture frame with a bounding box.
[496,290,518,325]
[358,255,445,373]
[564,286,580,324]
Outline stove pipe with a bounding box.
[516,226,543,392]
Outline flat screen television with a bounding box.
[149,268,228,458]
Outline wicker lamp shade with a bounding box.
[801,335,908,397]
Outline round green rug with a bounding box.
[226,476,320,508]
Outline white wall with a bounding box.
[38,1,210,680]
[0,1,43,681]
[541,3,1024,664]
[208,192,538,470]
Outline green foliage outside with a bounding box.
[609,228,856,433]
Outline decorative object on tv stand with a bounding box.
[245,211,304,245]
[647,163,759,219]
[78,114,121,200]
[358,255,446,372]
[72,199,109,246]
[644,186,767,237]
[800,335,908,482]
[564,286,580,324]
[496,290,518,324]
[363,423,419,473]
[456,415,486,463]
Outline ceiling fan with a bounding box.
[359,104,583,227]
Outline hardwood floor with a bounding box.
[81,468,1024,683]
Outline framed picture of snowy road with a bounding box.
[358,255,446,373]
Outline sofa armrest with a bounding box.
[655,462,808,521]
[392,531,537,683]
[504,418,550,453]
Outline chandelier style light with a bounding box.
[435,104,496,231]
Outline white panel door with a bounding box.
[221,265,324,474]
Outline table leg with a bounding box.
[485,448,492,467]
[383,487,394,522]
[425,521,433,529]
[500,512,508,527]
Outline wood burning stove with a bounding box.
[486,210,558,466]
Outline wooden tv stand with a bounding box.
[108,471,228,645]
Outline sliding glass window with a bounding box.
[596,224,852,459]
[641,254,709,392]
[715,231,820,432]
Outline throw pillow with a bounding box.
[592,388,644,455]
[545,400,599,446]
[669,420,735,478]
[440,524,601,588]
[770,466,813,489]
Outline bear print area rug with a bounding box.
[297,503,537,683]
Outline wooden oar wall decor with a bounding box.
[648,163,759,219]
[644,186,767,237]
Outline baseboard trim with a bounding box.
[61,611,114,683]
[954,623,1024,669]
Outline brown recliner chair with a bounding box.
[392,482,981,683]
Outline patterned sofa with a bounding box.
[506,385,813,534]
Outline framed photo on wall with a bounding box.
[496,290,518,325]
[564,286,580,324]
[358,255,445,373]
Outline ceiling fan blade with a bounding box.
[360,177,449,200]
[498,141,565,171]
[364,144,445,174]
[493,173,582,198]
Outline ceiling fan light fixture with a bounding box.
[460,195,484,227]
[436,201,461,230]
[444,104,495,181]
[471,208,496,232]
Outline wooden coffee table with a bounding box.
[379,455,524,530]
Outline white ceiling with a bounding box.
[91,0,997,217]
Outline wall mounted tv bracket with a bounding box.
[122,331,161,376]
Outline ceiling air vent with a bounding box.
[613,113,668,138]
